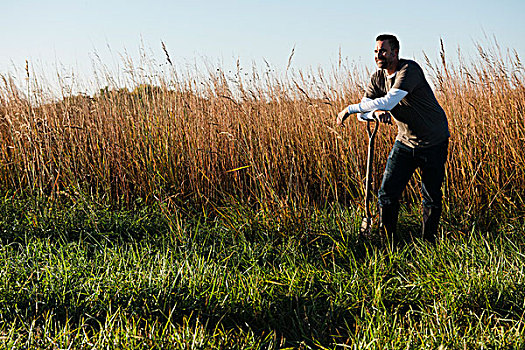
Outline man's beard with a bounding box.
[376,59,387,68]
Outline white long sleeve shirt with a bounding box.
[350,88,408,121]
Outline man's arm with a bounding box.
[347,88,408,114]
[337,90,405,126]
[337,96,369,126]
[356,97,377,121]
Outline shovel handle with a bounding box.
[367,116,379,139]
[364,118,379,218]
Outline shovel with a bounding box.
[359,117,379,237]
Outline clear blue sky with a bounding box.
[1,0,524,90]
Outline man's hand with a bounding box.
[374,110,393,125]
[337,109,350,127]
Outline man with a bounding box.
[337,34,450,243]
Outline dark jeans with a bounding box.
[378,139,449,239]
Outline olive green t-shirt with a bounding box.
[365,59,450,148]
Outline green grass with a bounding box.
[0,197,524,349]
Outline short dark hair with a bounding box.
[376,34,399,51]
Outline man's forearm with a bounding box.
[347,88,408,114]
[356,97,375,121]
[357,111,376,121]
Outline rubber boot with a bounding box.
[422,206,442,243]
[379,204,400,245]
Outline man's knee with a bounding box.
[378,192,399,208]
[422,194,442,209]
[421,186,443,209]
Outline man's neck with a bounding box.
[386,58,400,75]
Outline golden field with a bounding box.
[0,43,523,223]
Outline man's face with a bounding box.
[374,40,398,70]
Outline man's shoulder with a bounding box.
[369,59,423,79]
[370,69,386,81]
[398,59,423,73]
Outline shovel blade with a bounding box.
[359,217,373,237]
[359,216,383,246]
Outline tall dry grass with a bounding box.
[0,43,523,222]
